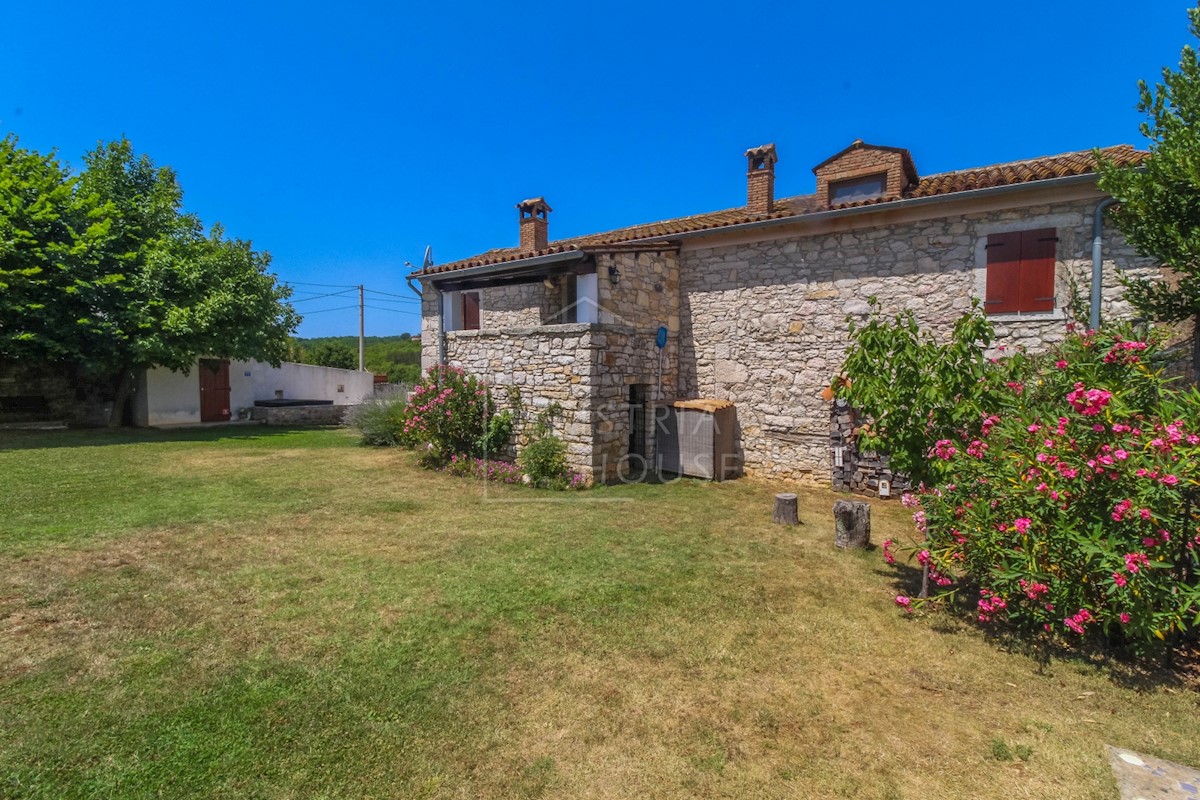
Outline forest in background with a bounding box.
[289,335,421,384]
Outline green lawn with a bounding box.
[0,427,1196,798]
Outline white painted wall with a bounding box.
[250,362,374,405]
[576,273,599,323]
[443,290,465,331]
[138,359,255,426]
[138,359,373,426]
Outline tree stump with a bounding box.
[834,499,871,549]
[773,493,799,525]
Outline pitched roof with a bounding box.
[416,145,1145,277]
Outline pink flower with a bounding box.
[1027,423,1041,433]
[1119,612,1131,625]
[1065,383,1113,416]
[1123,552,1149,574]
[1013,517,1032,534]
[895,595,912,612]
[917,549,930,566]
[1112,571,1127,588]
[1056,359,1069,369]
[931,439,957,460]
[1161,474,1179,486]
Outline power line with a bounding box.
[291,290,358,303]
[363,295,420,306]
[365,288,422,300]
[300,304,359,315]
[365,304,420,314]
[282,280,358,289]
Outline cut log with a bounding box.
[834,499,871,549]
[773,493,799,526]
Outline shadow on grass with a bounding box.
[874,559,1197,691]
[0,425,348,451]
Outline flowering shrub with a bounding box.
[398,364,512,463]
[442,454,523,484]
[844,312,1200,656]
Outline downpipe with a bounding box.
[1091,198,1116,330]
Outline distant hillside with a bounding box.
[290,335,421,384]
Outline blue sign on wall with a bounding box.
[656,326,668,349]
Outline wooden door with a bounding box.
[199,359,232,422]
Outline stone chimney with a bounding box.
[517,197,552,253]
[745,143,778,214]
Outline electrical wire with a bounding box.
[282,280,358,289]
[299,304,359,315]
[364,288,421,300]
[291,290,358,303]
[365,304,420,314]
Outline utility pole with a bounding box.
[358,284,365,372]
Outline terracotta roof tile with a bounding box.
[418,146,1145,277]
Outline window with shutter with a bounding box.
[462,291,480,330]
[984,228,1057,314]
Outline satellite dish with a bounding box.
[422,245,433,269]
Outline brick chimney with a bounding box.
[517,197,552,253]
[745,143,777,214]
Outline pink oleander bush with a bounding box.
[843,311,1200,656]
[395,364,512,465]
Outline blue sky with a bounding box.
[2,1,1192,337]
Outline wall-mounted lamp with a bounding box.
[608,264,621,286]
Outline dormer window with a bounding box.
[829,173,887,205]
[812,141,919,210]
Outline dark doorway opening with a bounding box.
[628,383,648,459]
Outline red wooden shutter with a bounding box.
[985,232,1021,313]
[1018,228,1057,312]
[462,292,480,330]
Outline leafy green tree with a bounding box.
[307,341,357,370]
[835,301,997,489]
[0,136,298,424]
[1097,3,1200,377]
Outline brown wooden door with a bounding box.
[199,359,232,422]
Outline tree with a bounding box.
[1097,2,1200,377]
[307,341,357,370]
[0,136,299,424]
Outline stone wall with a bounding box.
[829,399,911,498]
[480,282,555,330]
[0,363,76,424]
[678,193,1159,484]
[250,404,351,426]
[443,321,678,483]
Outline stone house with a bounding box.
[411,140,1155,486]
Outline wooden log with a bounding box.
[773,493,799,526]
[834,499,871,549]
